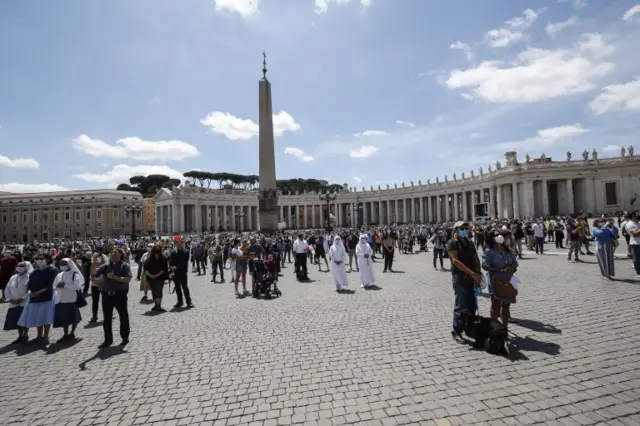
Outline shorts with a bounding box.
[236,263,248,274]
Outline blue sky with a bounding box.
[1,0,640,193]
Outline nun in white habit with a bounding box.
[329,236,351,291]
[356,234,376,288]
[52,257,83,342]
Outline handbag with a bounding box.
[494,276,517,298]
[72,272,88,308]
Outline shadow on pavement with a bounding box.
[510,318,562,334]
[79,346,127,370]
[45,338,82,355]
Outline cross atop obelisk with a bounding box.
[257,52,279,231]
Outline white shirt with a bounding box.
[625,221,640,245]
[6,273,29,307]
[293,239,308,254]
[532,223,545,238]
[53,270,83,304]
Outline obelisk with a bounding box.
[257,52,279,231]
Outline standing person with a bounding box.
[293,234,309,280]
[329,236,351,292]
[0,252,18,302]
[592,218,618,279]
[355,235,376,288]
[532,219,545,254]
[231,240,249,297]
[625,213,640,276]
[89,248,108,323]
[382,231,396,273]
[447,221,483,341]
[314,234,329,272]
[3,261,33,344]
[430,228,446,271]
[209,240,225,283]
[482,231,518,332]
[346,232,359,272]
[139,244,153,302]
[169,239,193,308]
[18,254,58,344]
[94,249,132,349]
[193,243,206,275]
[52,258,83,342]
[566,218,581,262]
[144,245,169,312]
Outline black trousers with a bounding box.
[195,258,206,274]
[433,248,444,269]
[91,287,101,318]
[136,262,142,280]
[294,253,308,278]
[101,292,130,343]
[173,274,192,304]
[211,260,224,280]
[383,250,394,271]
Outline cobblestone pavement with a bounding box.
[2,242,640,426]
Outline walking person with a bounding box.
[94,249,132,349]
[430,228,446,271]
[144,245,169,312]
[169,239,193,308]
[355,235,376,289]
[88,248,108,323]
[329,236,351,292]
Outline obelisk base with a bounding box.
[258,189,279,232]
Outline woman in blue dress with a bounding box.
[3,261,34,344]
[482,230,519,331]
[18,254,58,344]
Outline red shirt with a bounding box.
[264,260,277,276]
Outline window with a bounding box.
[113,210,119,219]
[125,210,130,219]
[125,221,130,227]
[53,224,59,229]
[76,223,81,228]
[605,182,618,206]
[65,212,70,221]
[23,214,27,222]
[97,222,103,228]
[54,212,59,221]
[97,209,103,219]
[76,211,80,220]
[1,215,5,224]
[12,215,16,223]
[86,211,91,220]
[33,213,38,222]
[43,213,48,222]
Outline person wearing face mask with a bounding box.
[17,255,59,344]
[52,258,83,342]
[3,261,33,344]
[144,245,169,312]
[482,231,519,331]
[329,236,351,292]
[446,221,483,340]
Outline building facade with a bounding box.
[0,189,144,242]
[153,150,640,233]
[143,198,156,234]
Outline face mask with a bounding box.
[458,230,468,238]
[36,260,46,267]
[60,265,70,271]
[494,235,505,245]
[16,266,26,274]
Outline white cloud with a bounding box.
[0,155,39,169]
[546,16,578,38]
[350,145,379,158]
[200,111,301,141]
[450,41,470,50]
[445,33,614,103]
[602,144,621,152]
[353,176,362,183]
[214,0,259,17]
[284,147,314,162]
[485,9,541,48]
[623,5,640,21]
[314,0,372,14]
[396,120,416,127]
[493,124,589,150]
[72,134,199,161]
[73,164,184,185]
[353,130,388,137]
[589,77,640,115]
[0,183,70,193]
[573,0,588,10]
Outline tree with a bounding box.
[117,174,174,197]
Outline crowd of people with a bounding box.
[1,211,638,354]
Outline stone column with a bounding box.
[362,202,368,225]
[522,181,535,218]
[541,180,549,217]
[512,184,520,218]
[496,185,503,219]
[453,193,459,221]
[171,199,180,233]
[488,188,495,219]
[248,206,254,230]
[418,198,424,222]
[393,200,399,223]
[462,192,468,221]
[195,202,202,232]
[566,179,574,215]
[444,194,451,221]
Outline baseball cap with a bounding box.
[453,221,468,229]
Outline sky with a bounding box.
[1,0,640,194]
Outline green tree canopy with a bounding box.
[117,174,177,197]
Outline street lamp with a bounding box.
[124,203,143,241]
[319,191,337,231]
[234,209,245,232]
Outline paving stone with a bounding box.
[1,250,640,425]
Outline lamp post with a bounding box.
[234,209,245,232]
[319,191,337,231]
[124,203,143,241]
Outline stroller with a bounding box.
[251,260,282,299]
